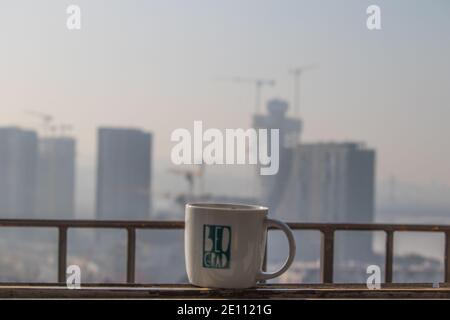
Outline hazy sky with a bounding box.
[1,0,450,189]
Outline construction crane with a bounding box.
[222,77,276,114]
[289,65,318,118]
[59,124,73,136]
[24,110,54,135]
[168,165,205,197]
[24,110,74,136]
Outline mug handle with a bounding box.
[257,218,296,281]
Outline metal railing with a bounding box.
[0,219,449,284]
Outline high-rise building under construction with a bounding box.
[254,100,376,263]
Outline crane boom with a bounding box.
[289,65,318,118]
[221,76,276,114]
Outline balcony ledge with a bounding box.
[0,283,450,299]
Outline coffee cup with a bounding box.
[185,203,296,289]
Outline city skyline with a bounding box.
[2,99,450,220]
[0,0,449,190]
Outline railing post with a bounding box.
[385,231,394,283]
[58,227,68,283]
[445,232,450,283]
[127,228,136,283]
[320,229,334,283]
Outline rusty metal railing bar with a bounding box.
[320,229,334,283]
[57,227,68,283]
[445,232,450,283]
[127,228,136,283]
[1,219,450,232]
[385,231,394,283]
[0,219,185,229]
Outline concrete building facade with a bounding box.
[96,128,152,220]
[0,127,38,218]
[297,143,376,262]
[36,137,76,219]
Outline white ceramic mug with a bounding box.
[185,203,296,289]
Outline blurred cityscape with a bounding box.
[1,0,449,287]
[0,96,446,284]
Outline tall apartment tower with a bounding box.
[36,137,76,219]
[96,128,152,220]
[253,99,302,221]
[0,127,38,218]
[297,143,376,262]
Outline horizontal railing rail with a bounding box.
[0,219,449,284]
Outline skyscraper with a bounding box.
[36,137,76,219]
[0,127,38,218]
[96,128,152,220]
[297,143,375,223]
[297,142,376,262]
[253,99,302,221]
